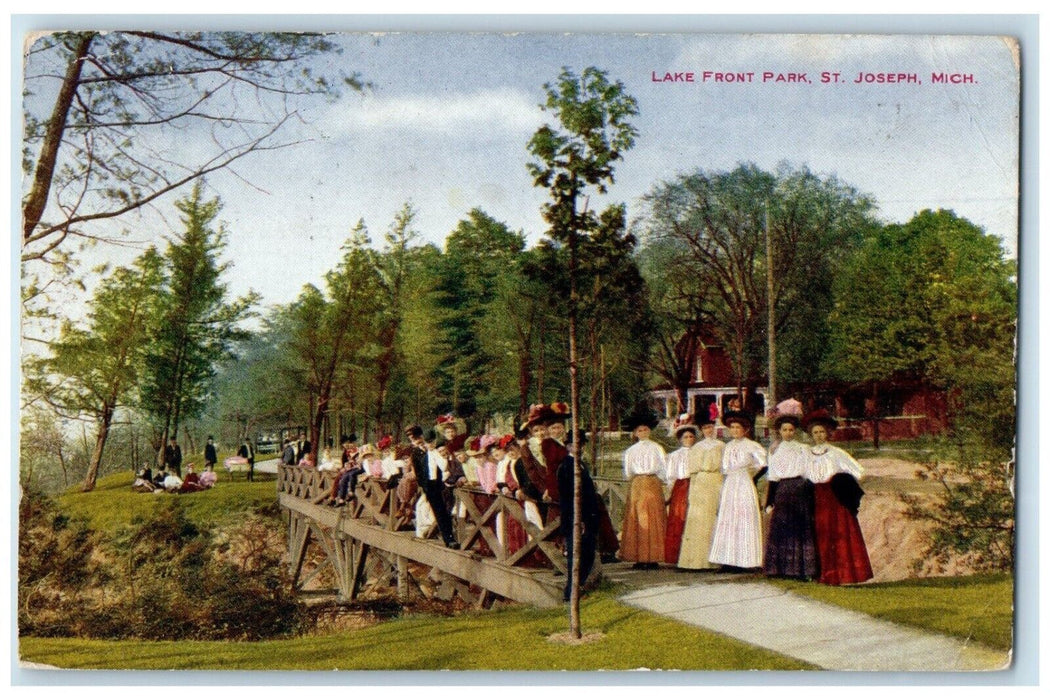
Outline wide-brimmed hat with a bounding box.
[465,436,484,457]
[435,413,467,437]
[722,410,754,429]
[520,403,555,431]
[479,434,500,451]
[358,443,376,457]
[802,409,839,432]
[498,434,516,450]
[773,414,801,430]
[622,404,661,432]
[547,401,571,422]
[672,412,699,438]
[404,425,423,439]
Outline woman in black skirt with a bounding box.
[762,414,820,579]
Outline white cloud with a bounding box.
[324,87,544,137]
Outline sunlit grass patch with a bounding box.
[20,590,814,671]
[768,573,1012,651]
[56,470,278,534]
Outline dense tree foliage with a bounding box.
[140,184,257,465]
[27,248,164,490]
[640,163,877,403]
[829,210,1017,571]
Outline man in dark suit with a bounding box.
[295,432,312,464]
[405,425,460,549]
[558,430,601,603]
[164,437,183,477]
[237,438,255,482]
[281,439,297,466]
[204,436,218,470]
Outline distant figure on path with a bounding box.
[281,438,297,466]
[237,437,255,481]
[204,436,218,470]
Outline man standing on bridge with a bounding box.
[406,425,460,549]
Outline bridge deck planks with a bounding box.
[279,493,563,608]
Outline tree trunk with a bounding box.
[518,345,532,419]
[23,32,95,248]
[82,404,114,491]
[567,218,582,639]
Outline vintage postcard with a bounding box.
[16,27,1022,677]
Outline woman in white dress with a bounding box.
[708,410,766,570]
[676,415,725,570]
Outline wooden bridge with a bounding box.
[277,465,627,609]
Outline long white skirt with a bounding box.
[708,468,763,568]
[415,496,435,537]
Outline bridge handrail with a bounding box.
[278,465,568,572]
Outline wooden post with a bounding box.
[397,555,409,602]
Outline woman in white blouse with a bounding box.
[664,414,698,565]
[708,411,766,570]
[676,415,725,570]
[802,410,873,585]
[620,407,668,569]
[762,414,819,579]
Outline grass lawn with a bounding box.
[57,470,279,535]
[19,590,814,671]
[768,574,1013,651]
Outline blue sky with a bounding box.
[22,31,1021,311]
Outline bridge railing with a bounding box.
[278,465,569,573]
[592,477,628,530]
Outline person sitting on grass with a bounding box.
[198,463,218,489]
[179,463,207,493]
[132,466,156,493]
[163,470,184,493]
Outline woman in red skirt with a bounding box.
[802,410,873,585]
[664,414,698,564]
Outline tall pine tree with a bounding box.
[141,183,257,463]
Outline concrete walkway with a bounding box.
[618,578,1010,671]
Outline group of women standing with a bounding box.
[618,406,873,586]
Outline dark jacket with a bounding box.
[164,444,182,470]
[830,472,865,515]
[556,456,601,539]
[204,443,217,464]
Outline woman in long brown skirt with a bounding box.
[619,406,668,569]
